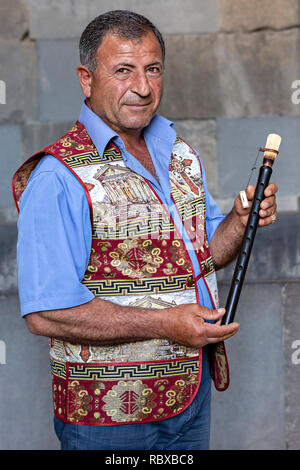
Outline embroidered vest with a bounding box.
[12,122,229,426]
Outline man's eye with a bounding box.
[116,68,129,74]
[147,67,161,74]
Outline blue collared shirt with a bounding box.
[17,103,224,316]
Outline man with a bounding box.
[13,10,277,450]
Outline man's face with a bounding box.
[86,31,164,136]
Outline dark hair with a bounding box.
[79,10,165,71]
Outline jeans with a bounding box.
[54,349,211,450]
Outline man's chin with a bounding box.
[119,105,159,129]
[120,116,154,131]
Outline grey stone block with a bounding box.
[160,34,220,119]
[27,0,220,39]
[0,40,37,122]
[173,119,218,197]
[0,224,18,294]
[220,0,300,32]
[37,39,83,122]
[211,282,285,449]
[0,294,59,449]
[0,209,18,224]
[216,213,300,283]
[216,116,300,202]
[160,29,300,119]
[0,124,22,209]
[0,0,28,39]
[282,283,300,450]
[22,121,74,160]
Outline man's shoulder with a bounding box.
[28,154,78,185]
[20,153,88,214]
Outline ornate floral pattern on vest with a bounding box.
[12,121,229,426]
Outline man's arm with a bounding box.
[210,183,278,270]
[25,298,240,349]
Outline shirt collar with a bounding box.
[143,113,175,143]
[78,102,118,157]
[78,101,175,157]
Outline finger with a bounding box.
[246,183,278,204]
[258,213,277,226]
[245,185,256,201]
[260,195,276,211]
[264,183,278,198]
[259,203,276,218]
[206,325,240,343]
[198,307,226,322]
[207,330,239,343]
[203,322,240,340]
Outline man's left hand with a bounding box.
[234,183,278,228]
[210,182,278,269]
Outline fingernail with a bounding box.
[217,308,225,314]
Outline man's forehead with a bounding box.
[97,31,163,61]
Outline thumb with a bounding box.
[200,307,226,321]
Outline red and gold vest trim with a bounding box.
[12,121,229,426]
[51,356,201,425]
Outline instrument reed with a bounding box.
[221,134,281,325]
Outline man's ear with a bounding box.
[77,65,92,98]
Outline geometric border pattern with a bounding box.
[51,357,199,381]
[82,274,195,296]
[64,149,123,168]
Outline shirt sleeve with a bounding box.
[17,156,94,316]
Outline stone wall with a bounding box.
[0,0,299,450]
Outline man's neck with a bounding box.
[121,132,147,152]
[86,99,146,149]
[85,99,157,180]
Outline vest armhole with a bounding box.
[47,153,94,227]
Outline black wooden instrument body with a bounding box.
[221,164,273,325]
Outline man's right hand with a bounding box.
[163,303,240,349]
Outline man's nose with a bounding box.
[132,71,151,97]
